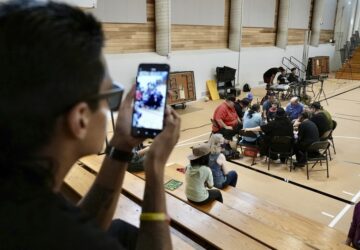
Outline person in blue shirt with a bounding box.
[286,97,304,121]
[242,104,263,144]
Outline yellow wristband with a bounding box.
[140,213,170,222]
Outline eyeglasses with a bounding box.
[86,83,124,111]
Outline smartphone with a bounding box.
[131,63,170,138]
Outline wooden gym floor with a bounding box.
[164,76,360,235]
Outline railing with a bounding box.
[290,56,306,73]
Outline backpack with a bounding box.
[243,83,251,92]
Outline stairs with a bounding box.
[336,47,360,80]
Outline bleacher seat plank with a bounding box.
[163,164,349,250]
[63,164,202,250]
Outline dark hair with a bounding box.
[310,102,322,110]
[247,104,260,119]
[239,98,250,106]
[291,67,297,72]
[190,154,210,167]
[299,111,311,121]
[279,67,285,72]
[0,1,104,185]
[226,95,236,102]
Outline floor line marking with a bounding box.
[342,191,355,196]
[321,212,335,218]
[329,190,360,228]
[177,132,210,144]
[166,162,175,167]
[176,140,208,148]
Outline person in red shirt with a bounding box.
[212,95,241,140]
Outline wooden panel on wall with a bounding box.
[242,0,278,47]
[171,0,230,51]
[288,29,306,45]
[241,28,277,47]
[319,30,334,44]
[102,0,155,54]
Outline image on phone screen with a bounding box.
[132,65,169,137]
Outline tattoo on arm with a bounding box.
[79,183,115,218]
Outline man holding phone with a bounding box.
[0,1,180,250]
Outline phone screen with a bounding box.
[131,64,169,138]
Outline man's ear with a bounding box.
[65,102,91,139]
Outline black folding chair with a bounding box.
[267,136,293,171]
[238,130,259,165]
[320,129,333,160]
[305,141,330,180]
[329,120,337,154]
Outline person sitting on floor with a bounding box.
[293,112,320,167]
[346,202,360,249]
[286,97,304,121]
[234,98,250,120]
[242,104,263,144]
[308,102,332,138]
[185,143,223,205]
[244,108,294,162]
[208,134,238,189]
[287,68,299,83]
[212,95,241,141]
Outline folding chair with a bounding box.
[320,129,332,160]
[305,141,330,180]
[329,120,337,154]
[267,136,293,171]
[238,130,259,165]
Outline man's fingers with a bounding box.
[122,85,136,109]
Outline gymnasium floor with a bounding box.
[164,76,360,235]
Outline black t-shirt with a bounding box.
[310,112,331,137]
[234,102,245,119]
[0,180,124,250]
[260,117,294,138]
[287,74,298,83]
[298,120,319,145]
[263,67,279,78]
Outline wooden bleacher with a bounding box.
[63,162,267,250]
[74,155,350,249]
[336,47,360,80]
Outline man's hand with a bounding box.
[144,106,181,172]
[110,85,143,152]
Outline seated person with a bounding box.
[287,68,299,83]
[234,98,250,120]
[0,2,180,249]
[185,143,223,204]
[246,92,254,104]
[208,134,238,189]
[310,102,333,130]
[309,102,331,138]
[346,202,360,248]
[286,97,304,121]
[277,67,288,85]
[244,108,293,162]
[293,112,320,167]
[212,95,241,140]
[266,100,279,122]
[242,104,263,144]
[262,92,276,120]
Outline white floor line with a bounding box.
[329,190,360,228]
[342,191,355,196]
[166,162,175,167]
[333,136,360,140]
[321,212,335,218]
[176,140,208,148]
[177,132,210,144]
